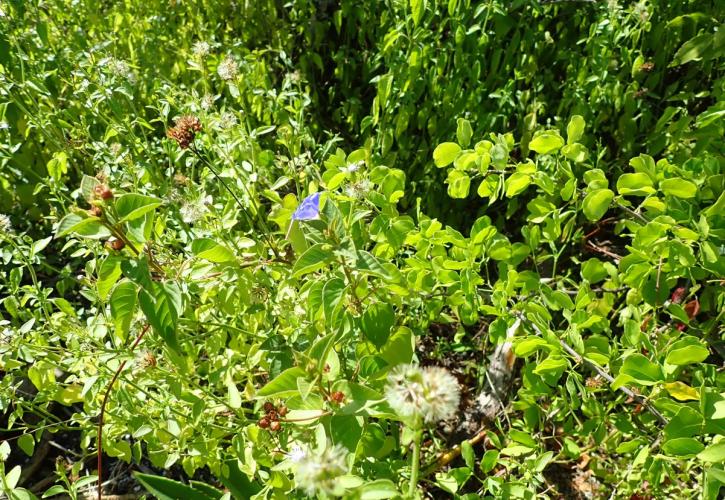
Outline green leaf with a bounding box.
[322,277,346,322]
[18,433,35,457]
[191,238,236,263]
[619,354,663,386]
[513,337,549,357]
[532,354,567,377]
[115,194,163,222]
[134,473,216,500]
[670,32,716,66]
[362,302,395,350]
[293,244,334,278]
[581,258,608,283]
[566,115,585,144]
[257,367,307,397]
[662,437,704,457]
[97,257,123,300]
[666,336,710,365]
[664,407,703,439]
[456,118,473,148]
[139,282,181,352]
[446,170,471,198]
[698,442,725,463]
[561,143,588,163]
[529,132,564,155]
[582,189,614,221]
[504,172,531,197]
[410,0,426,27]
[110,280,137,343]
[56,213,111,239]
[433,142,462,167]
[617,173,655,196]
[660,178,697,199]
[379,327,414,366]
[80,175,101,202]
[357,479,399,499]
[355,250,398,281]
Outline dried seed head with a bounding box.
[263,402,275,413]
[192,41,211,59]
[278,406,289,417]
[269,420,281,432]
[330,391,345,404]
[89,206,103,217]
[167,115,202,149]
[94,184,113,200]
[293,444,348,496]
[384,364,461,424]
[217,57,239,81]
[109,239,125,251]
[258,417,270,429]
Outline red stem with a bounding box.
[97,325,150,500]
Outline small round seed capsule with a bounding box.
[269,421,281,432]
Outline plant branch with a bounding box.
[514,312,668,425]
[97,324,150,500]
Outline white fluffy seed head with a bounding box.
[192,41,210,59]
[0,214,12,234]
[293,444,348,496]
[385,364,460,424]
[217,57,239,81]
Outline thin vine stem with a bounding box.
[97,324,150,500]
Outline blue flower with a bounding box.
[292,192,321,221]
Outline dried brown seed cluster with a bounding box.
[107,239,125,251]
[329,391,345,404]
[258,401,288,432]
[166,115,202,149]
[93,184,113,200]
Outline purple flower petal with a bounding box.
[292,192,321,221]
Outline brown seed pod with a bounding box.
[89,205,103,217]
[258,417,270,429]
[330,391,345,404]
[110,239,125,251]
[93,184,113,200]
[277,406,288,417]
[263,402,275,413]
[269,420,281,432]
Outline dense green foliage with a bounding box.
[0,0,723,498]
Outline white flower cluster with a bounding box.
[217,56,239,81]
[0,214,12,234]
[292,444,348,497]
[201,94,215,111]
[218,111,237,129]
[341,160,364,174]
[102,57,137,84]
[344,179,373,199]
[385,364,461,424]
[192,41,210,59]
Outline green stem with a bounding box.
[408,428,423,498]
